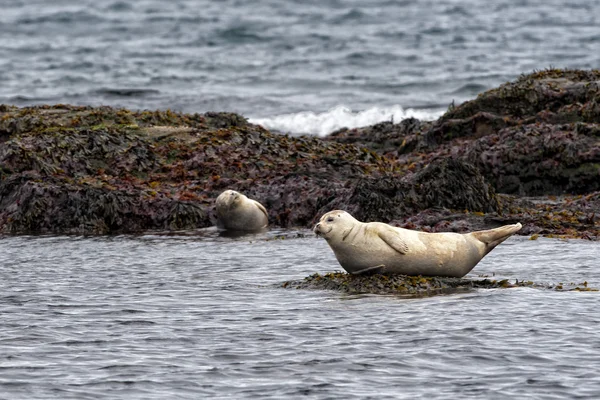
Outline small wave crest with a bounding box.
[249,105,444,137]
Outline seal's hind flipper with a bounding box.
[377,227,409,254]
[471,223,522,255]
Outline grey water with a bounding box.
[1,0,599,134]
[1,232,599,399]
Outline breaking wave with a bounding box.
[249,105,444,136]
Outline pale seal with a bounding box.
[215,190,268,232]
[313,210,522,277]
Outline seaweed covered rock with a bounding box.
[440,69,600,123]
[459,123,600,195]
[321,70,600,239]
[338,158,499,223]
[0,103,513,234]
[327,117,429,154]
[0,174,205,234]
[0,105,396,233]
[433,70,600,196]
[282,272,596,296]
[408,158,499,212]
[491,193,600,240]
[326,69,600,197]
[1,69,600,238]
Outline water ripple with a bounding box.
[1,233,599,398]
[1,0,598,125]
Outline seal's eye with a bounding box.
[326,217,334,222]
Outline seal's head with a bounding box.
[313,210,357,241]
[216,189,246,210]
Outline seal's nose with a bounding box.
[313,223,321,234]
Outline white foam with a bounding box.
[248,105,444,137]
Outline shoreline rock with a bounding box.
[0,69,599,238]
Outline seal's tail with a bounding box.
[470,223,522,255]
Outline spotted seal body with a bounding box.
[215,190,268,232]
[313,210,522,277]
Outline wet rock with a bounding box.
[440,69,600,123]
[327,117,429,155]
[282,272,597,296]
[459,123,600,195]
[0,174,206,234]
[321,69,600,238]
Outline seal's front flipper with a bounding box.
[253,201,268,220]
[351,264,386,275]
[378,228,409,254]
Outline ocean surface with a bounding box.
[1,232,599,399]
[1,0,599,135]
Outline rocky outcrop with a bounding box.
[328,69,600,197]
[335,158,499,223]
[0,69,599,238]
[0,105,497,234]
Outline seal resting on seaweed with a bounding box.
[313,210,522,277]
[215,190,268,232]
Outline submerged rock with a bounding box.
[282,272,598,296]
